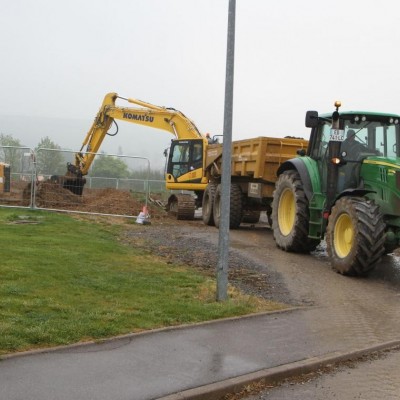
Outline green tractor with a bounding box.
[272,101,400,275]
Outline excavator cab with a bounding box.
[166,139,204,181]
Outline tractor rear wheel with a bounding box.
[202,183,218,226]
[213,183,243,229]
[272,170,320,253]
[326,197,386,276]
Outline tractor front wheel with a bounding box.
[326,197,386,275]
[272,170,319,253]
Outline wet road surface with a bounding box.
[224,219,400,400]
[244,347,400,400]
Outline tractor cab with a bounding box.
[306,105,400,195]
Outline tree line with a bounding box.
[0,134,165,180]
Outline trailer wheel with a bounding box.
[326,197,386,276]
[272,170,319,253]
[213,183,243,229]
[202,183,218,226]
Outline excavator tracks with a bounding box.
[167,194,195,220]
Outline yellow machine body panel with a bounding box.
[230,137,308,182]
[206,137,308,181]
[0,163,11,193]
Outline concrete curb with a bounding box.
[159,339,400,400]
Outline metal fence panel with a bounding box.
[0,146,35,208]
[0,147,168,218]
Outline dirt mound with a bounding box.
[9,181,168,219]
[79,187,162,217]
[35,182,82,207]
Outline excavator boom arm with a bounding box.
[75,92,204,176]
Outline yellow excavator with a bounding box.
[61,92,211,219]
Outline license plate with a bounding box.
[329,129,345,142]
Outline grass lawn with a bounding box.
[0,208,285,355]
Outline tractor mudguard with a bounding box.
[277,158,314,202]
[334,188,376,202]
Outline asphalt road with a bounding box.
[224,219,400,399]
[244,347,400,400]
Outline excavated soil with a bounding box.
[2,181,169,220]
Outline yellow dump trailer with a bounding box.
[230,137,308,197]
[203,136,308,228]
[0,163,10,193]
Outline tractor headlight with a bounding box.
[332,157,342,165]
[331,157,347,166]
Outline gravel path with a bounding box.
[123,218,295,305]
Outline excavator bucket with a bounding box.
[49,174,86,196]
[62,177,86,196]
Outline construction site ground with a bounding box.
[1,185,400,399]
[1,181,171,219]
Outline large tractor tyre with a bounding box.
[272,170,320,253]
[326,197,386,276]
[213,183,243,229]
[202,183,218,226]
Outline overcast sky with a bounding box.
[1,0,399,169]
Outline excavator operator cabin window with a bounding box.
[171,143,189,163]
[170,142,190,179]
[191,141,203,170]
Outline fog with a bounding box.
[1,0,400,169]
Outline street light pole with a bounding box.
[217,0,236,301]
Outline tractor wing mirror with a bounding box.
[297,148,306,156]
[305,111,318,128]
